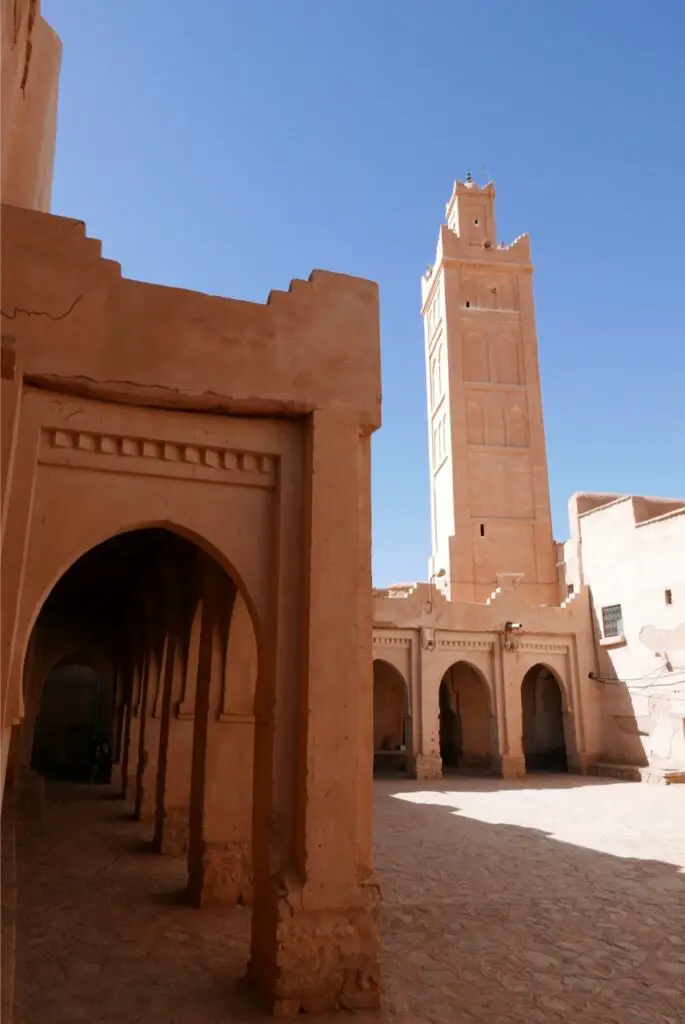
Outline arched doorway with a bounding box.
[21,526,258,904]
[439,662,494,772]
[372,660,409,774]
[521,665,568,772]
[30,657,112,782]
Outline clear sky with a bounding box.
[43,1,685,586]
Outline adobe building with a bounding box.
[1,1,382,1016]
[562,492,685,781]
[371,178,685,785]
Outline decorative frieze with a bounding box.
[39,428,276,485]
[438,638,494,651]
[518,642,569,655]
[373,635,411,648]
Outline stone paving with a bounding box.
[14,775,685,1023]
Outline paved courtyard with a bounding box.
[13,775,685,1023]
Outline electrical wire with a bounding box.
[591,664,685,686]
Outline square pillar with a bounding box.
[249,409,381,1016]
[153,607,194,855]
[187,570,254,905]
[152,575,197,855]
[499,646,526,778]
[135,628,167,822]
[412,638,442,780]
[123,657,144,802]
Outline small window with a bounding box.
[465,300,471,308]
[665,588,673,605]
[474,219,480,225]
[602,604,624,638]
[480,524,485,537]
[567,583,574,596]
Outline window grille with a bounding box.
[601,604,624,638]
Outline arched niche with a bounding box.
[506,404,529,447]
[493,334,522,385]
[438,661,496,772]
[30,657,113,782]
[372,659,410,774]
[463,333,489,383]
[466,401,485,445]
[521,664,569,772]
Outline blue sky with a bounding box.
[43,1,684,586]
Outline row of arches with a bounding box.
[18,526,259,902]
[373,658,568,775]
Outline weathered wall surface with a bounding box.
[1,0,61,212]
[565,494,685,773]
[1,205,381,428]
[372,660,405,750]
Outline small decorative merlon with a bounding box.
[41,428,275,477]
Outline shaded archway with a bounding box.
[23,529,196,785]
[439,662,494,772]
[20,526,259,905]
[30,657,113,782]
[521,665,568,772]
[372,659,409,774]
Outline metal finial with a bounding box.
[465,169,473,184]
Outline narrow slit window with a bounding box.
[665,588,673,605]
[480,524,485,537]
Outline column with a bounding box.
[498,636,526,778]
[135,620,165,822]
[412,632,442,780]
[249,409,381,1016]
[124,649,147,803]
[187,568,254,905]
[153,576,199,856]
[120,664,136,799]
[109,666,126,792]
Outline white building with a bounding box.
[561,493,685,779]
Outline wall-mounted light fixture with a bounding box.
[503,620,524,652]
[426,568,447,613]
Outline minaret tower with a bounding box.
[421,176,558,605]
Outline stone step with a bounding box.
[591,762,685,785]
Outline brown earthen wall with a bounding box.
[1,1,61,212]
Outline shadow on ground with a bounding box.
[12,777,685,1024]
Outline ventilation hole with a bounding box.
[474,219,480,225]
[480,524,485,537]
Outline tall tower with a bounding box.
[422,178,558,605]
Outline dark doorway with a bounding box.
[25,528,200,787]
[372,660,409,774]
[31,661,112,781]
[521,666,568,772]
[439,662,493,772]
